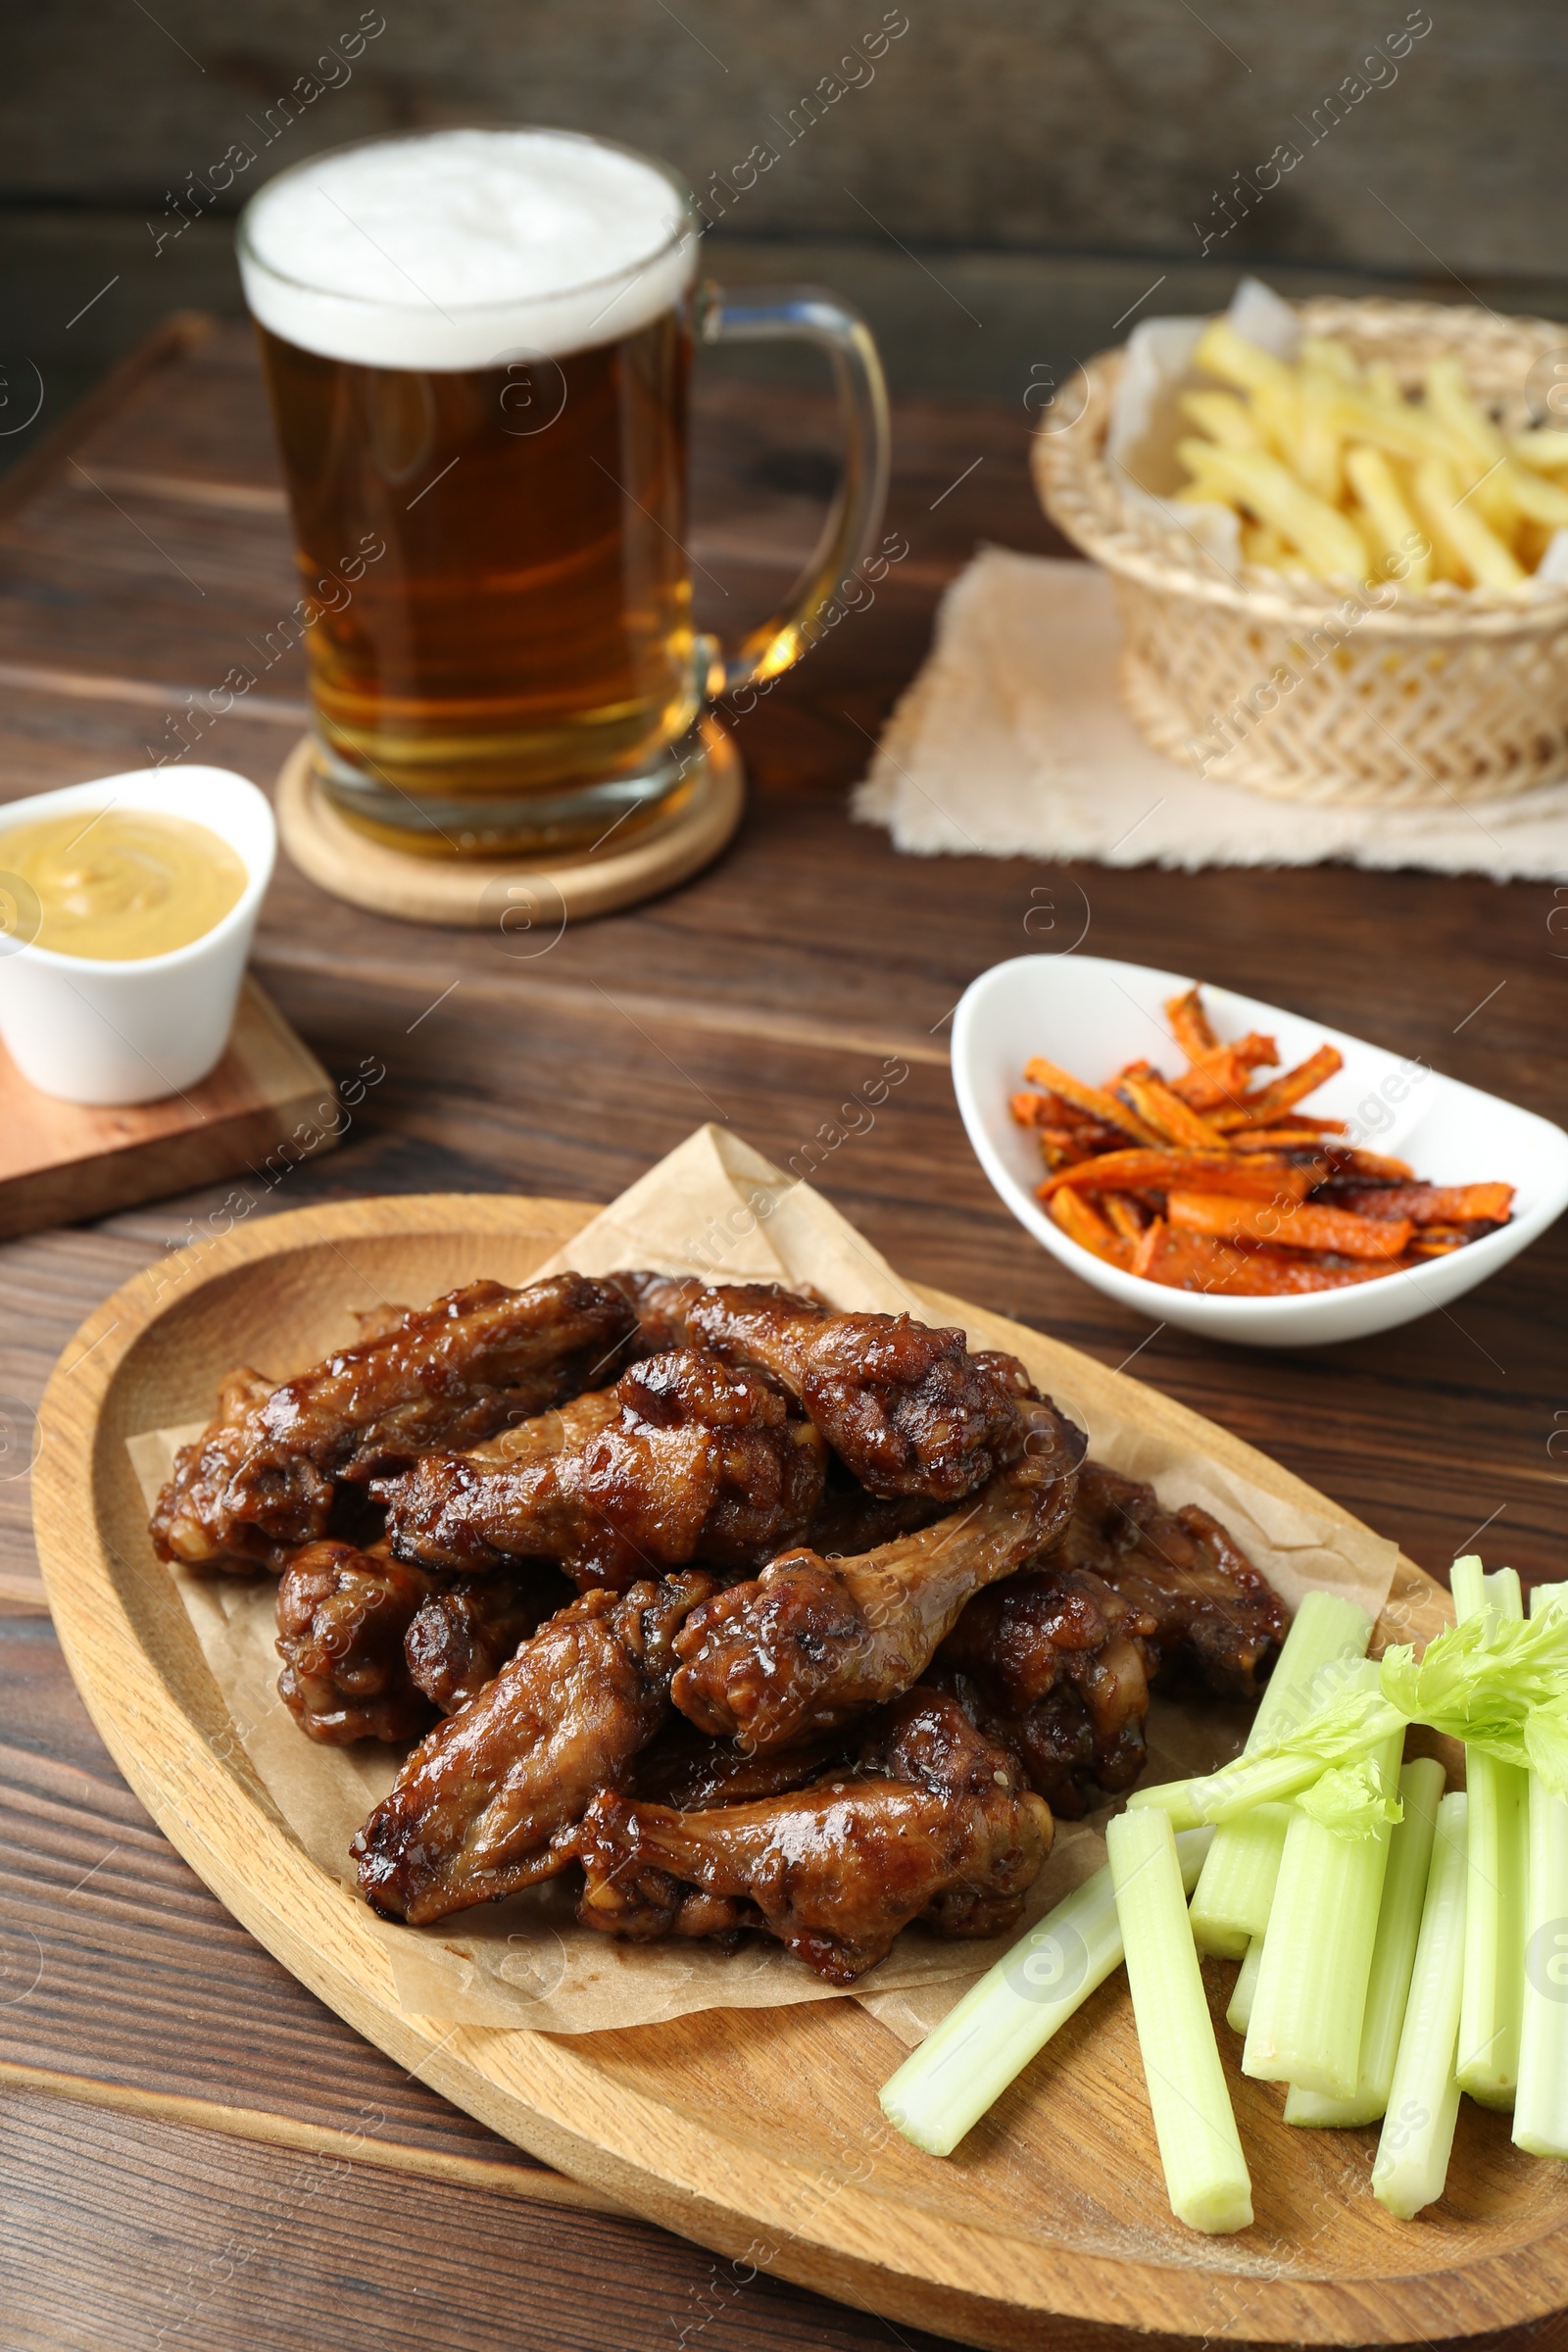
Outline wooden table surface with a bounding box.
[1,314,1564,2352]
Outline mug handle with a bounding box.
[695,282,892,698]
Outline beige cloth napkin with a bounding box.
[854,548,1568,876]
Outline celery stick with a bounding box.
[1191,1806,1291,1959]
[1372,1790,1468,2218]
[1108,1807,1252,2234]
[1243,1715,1405,2098]
[1284,1757,1445,2128]
[880,1828,1215,2157]
[1227,1935,1265,2035]
[1191,1593,1372,1959]
[1512,1580,1568,2158]
[1452,1556,1528,2110]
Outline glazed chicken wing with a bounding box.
[574,1688,1053,1983]
[275,1541,439,1746]
[352,1569,718,1923]
[1046,1459,1284,1697]
[404,1568,570,1717]
[378,1349,826,1591]
[934,1565,1153,1817]
[630,1720,853,1810]
[615,1276,1032,1502]
[669,1396,1085,1752]
[151,1272,639,1570]
[275,1544,561,1741]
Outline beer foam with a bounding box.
[239,129,697,370]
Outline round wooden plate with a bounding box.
[275,722,744,927]
[32,1195,1567,2352]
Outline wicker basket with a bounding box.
[1031,296,1568,808]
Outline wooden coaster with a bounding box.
[275,721,745,928]
[0,978,339,1243]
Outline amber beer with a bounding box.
[240,126,891,856]
[240,129,702,847]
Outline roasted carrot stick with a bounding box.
[1232,1126,1343,1153]
[1022,1057,1163,1146]
[1039,1151,1314,1200]
[1317,1146,1416,1183]
[1102,1194,1149,1242]
[1167,1192,1413,1258]
[1134,1225,1410,1296]
[1168,1034,1280,1111]
[1011,1089,1083,1128]
[1208,1044,1344,1130]
[1164,987,1218,1062]
[1330,1182,1513,1228]
[1046,1187,1132,1265]
[1115,1069,1233,1152]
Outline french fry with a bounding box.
[1167,1192,1414,1259]
[1297,371,1346,506]
[1299,335,1360,385]
[1423,357,1506,471]
[1511,428,1568,474]
[1412,455,1527,592]
[1344,445,1433,592]
[1174,442,1367,580]
[1047,1187,1132,1267]
[1208,1044,1344,1129]
[1195,318,1297,398]
[1180,389,1265,451]
[1496,463,1568,530]
[1251,379,1305,473]
[1022,1057,1163,1145]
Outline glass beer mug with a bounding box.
[237,127,891,854]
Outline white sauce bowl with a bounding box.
[0,767,276,1105]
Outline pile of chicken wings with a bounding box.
[150,1271,1284,1984]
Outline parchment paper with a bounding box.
[127,1125,1396,2035]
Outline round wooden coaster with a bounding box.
[275,721,744,928]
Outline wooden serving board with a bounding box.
[30,1194,1566,2352]
[0,976,339,1241]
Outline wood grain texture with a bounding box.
[29,1188,1554,2352]
[0,2085,959,2352]
[0,977,338,1240]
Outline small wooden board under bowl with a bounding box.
[31,1194,1566,2352]
[276,724,744,928]
[0,977,337,1243]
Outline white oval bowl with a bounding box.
[952,953,1568,1347]
[0,767,276,1105]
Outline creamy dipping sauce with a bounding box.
[1,808,248,959]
